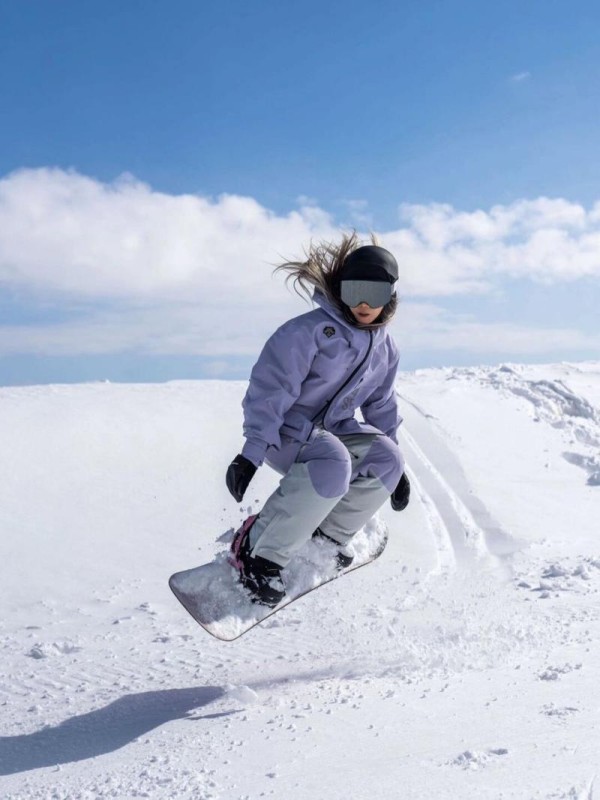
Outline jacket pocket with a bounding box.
[280,410,313,443]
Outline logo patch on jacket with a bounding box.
[323,326,336,338]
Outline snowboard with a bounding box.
[169,520,388,641]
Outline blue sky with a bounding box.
[1,0,599,385]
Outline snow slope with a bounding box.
[0,363,599,799]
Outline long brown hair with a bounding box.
[274,231,398,328]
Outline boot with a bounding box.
[229,516,286,608]
[312,527,355,570]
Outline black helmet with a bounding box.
[340,245,398,283]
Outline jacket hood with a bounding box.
[312,289,352,327]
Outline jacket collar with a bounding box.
[312,290,350,326]
[312,289,385,338]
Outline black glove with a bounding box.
[391,472,410,511]
[226,454,257,502]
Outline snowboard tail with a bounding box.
[169,522,388,641]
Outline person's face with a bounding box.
[350,303,384,325]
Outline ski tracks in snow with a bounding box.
[397,390,519,576]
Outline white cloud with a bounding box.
[1,167,599,364]
[511,71,531,82]
[0,295,309,358]
[341,199,373,228]
[2,298,597,364]
[0,168,336,300]
[392,303,600,357]
[2,169,599,306]
[384,197,597,294]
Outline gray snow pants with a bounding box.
[248,429,404,567]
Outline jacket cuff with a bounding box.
[242,439,267,468]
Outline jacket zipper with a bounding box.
[311,330,374,431]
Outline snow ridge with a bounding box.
[464,363,600,485]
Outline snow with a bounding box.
[0,362,599,799]
[170,518,387,640]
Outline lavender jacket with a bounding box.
[241,292,402,467]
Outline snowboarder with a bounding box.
[226,233,410,607]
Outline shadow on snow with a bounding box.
[0,685,224,776]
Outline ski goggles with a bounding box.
[340,279,394,309]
